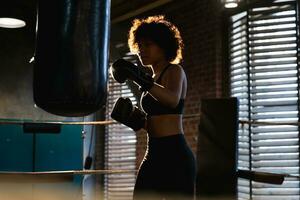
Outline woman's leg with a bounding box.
[134,158,163,200]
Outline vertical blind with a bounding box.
[104,70,137,200]
[229,0,300,199]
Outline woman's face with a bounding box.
[137,38,165,66]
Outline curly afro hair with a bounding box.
[128,15,183,64]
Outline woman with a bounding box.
[126,15,197,200]
[110,15,196,200]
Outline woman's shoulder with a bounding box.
[168,64,186,77]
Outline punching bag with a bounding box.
[33,0,110,117]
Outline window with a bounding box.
[229,0,300,199]
[104,69,138,200]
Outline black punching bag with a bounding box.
[33,0,110,117]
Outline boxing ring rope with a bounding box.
[0,119,130,183]
[0,119,116,126]
[239,120,300,126]
[0,115,299,184]
[0,169,137,183]
[185,113,300,184]
[0,114,198,127]
[0,117,299,126]
[0,113,201,126]
[0,169,137,175]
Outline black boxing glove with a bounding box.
[111,97,146,131]
[110,59,154,91]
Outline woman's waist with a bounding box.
[146,115,183,137]
[146,114,182,125]
[146,134,190,155]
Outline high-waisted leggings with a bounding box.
[133,134,196,200]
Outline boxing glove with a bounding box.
[110,59,154,91]
[111,97,146,131]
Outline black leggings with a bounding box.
[133,134,196,200]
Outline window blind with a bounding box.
[104,68,137,200]
[229,0,300,199]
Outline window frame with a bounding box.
[227,0,300,199]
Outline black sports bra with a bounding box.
[140,64,185,116]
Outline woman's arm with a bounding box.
[135,118,148,134]
[148,65,185,108]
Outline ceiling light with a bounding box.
[225,2,238,8]
[0,18,26,28]
[221,0,240,9]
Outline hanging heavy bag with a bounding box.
[33,0,110,117]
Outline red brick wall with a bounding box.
[135,0,227,166]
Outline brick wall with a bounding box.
[135,0,227,166]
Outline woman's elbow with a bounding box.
[168,98,180,108]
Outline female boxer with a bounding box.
[111,15,196,200]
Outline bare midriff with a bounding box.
[146,114,183,137]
